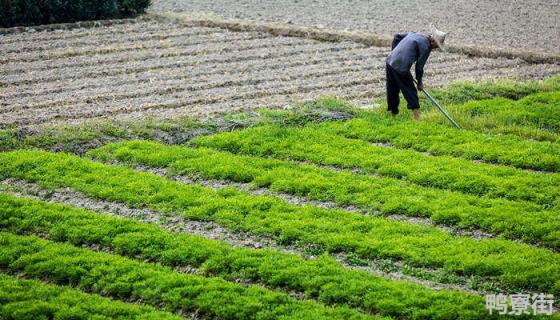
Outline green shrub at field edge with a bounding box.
[0,0,151,28]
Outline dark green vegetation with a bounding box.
[0,0,150,28]
[1,149,559,296]
[1,231,377,320]
[1,76,559,318]
[192,125,560,208]
[319,113,559,171]
[0,193,490,319]
[427,76,560,106]
[90,140,559,248]
[0,274,182,320]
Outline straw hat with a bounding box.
[431,25,448,52]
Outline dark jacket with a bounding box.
[386,32,431,83]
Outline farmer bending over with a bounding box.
[386,27,447,120]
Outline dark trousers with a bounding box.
[386,63,420,114]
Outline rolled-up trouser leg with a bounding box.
[385,64,400,114]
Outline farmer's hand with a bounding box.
[417,82,424,91]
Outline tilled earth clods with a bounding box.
[1,19,558,127]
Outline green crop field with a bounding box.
[1,76,559,319]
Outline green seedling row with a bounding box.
[454,92,560,131]
[422,91,560,142]
[0,193,491,319]
[0,150,558,294]
[0,231,375,320]
[89,140,559,248]
[425,75,560,106]
[0,274,182,320]
[421,76,560,142]
[317,115,559,172]
[192,125,560,209]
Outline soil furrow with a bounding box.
[0,70,389,125]
[6,61,558,128]
[0,53,500,114]
[1,43,381,75]
[0,56,523,120]
[0,35,366,74]
[1,56,389,112]
[105,85,375,124]
[0,43,372,96]
[0,39,339,85]
[0,31,273,65]
[0,46,379,100]
[0,27,225,54]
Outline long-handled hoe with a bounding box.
[414,80,462,129]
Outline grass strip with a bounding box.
[0,149,558,294]
[315,110,559,172]
[0,273,182,320]
[370,76,560,141]
[419,92,560,143]
[0,231,375,320]
[448,91,559,132]
[425,75,560,106]
[192,125,560,209]
[89,140,559,249]
[0,193,491,319]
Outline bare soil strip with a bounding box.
[149,0,560,54]
[2,54,399,110]
[2,35,359,74]
[36,62,558,128]
[1,41,360,86]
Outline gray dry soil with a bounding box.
[151,0,560,53]
[1,19,559,127]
